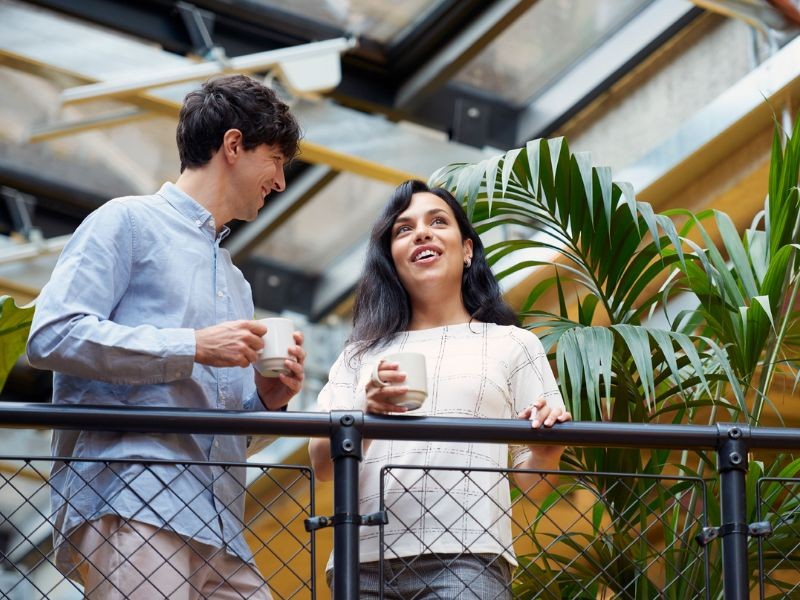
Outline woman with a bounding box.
[309,180,570,599]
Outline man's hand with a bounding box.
[195,320,267,367]
[256,331,306,410]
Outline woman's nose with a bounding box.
[413,222,432,241]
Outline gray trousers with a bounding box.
[328,553,512,600]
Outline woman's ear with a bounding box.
[463,238,474,262]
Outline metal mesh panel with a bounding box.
[0,457,314,600]
[379,465,711,600]
[756,476,800,599]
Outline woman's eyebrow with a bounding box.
[395,209,448,224]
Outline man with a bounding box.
[27,74,304,599]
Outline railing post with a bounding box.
[330,410,364,600]
[716,423,750,600]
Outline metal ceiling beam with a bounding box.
[617,31,800,205]
[0,159,108,215]
[310,238,368,322]
[22,0,528,149]
[28,108,149,143]
[22,0,341,57]
[1,3,492,184]
[224,165,336,262]
[515,0,703,143]
[394,0,536,109]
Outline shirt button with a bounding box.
[217,290,224,297]
[195,219,202,226]
[214,440,220,448]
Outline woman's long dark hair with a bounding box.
[350,179,517,355]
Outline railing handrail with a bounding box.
[2,401,800,450]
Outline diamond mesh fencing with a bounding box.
[0,457,314,600]
[379,465,712,600]
[756,476,800,599]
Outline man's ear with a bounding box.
[221,129,244,163]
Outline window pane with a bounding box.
[249,0,447,43]
[250,173,393,274]
[453,0,653,105]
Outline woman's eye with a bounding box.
[432,217,446,225]
[394,225,411,235]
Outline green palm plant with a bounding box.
[430,113,800,598]
[0,295,35,392]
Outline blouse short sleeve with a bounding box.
[507,327,565,467]
[315,346,369,412]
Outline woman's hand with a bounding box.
[513,398,571,492]
[518,397,572,429]
[365,360,409,414]
[517,398,571,468]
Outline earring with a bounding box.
[464,257,472,268]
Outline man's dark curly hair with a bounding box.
[176,74,301,172]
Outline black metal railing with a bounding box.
[0,456,314,599]
[378,466,714,599]
[2,402,800,599]
[756,476,800,599]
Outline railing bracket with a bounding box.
[748,520,772,538]
[695,526,719,546]
[695,520,772,547]
[304,511,388,532]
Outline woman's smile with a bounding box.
[410,245,442,264]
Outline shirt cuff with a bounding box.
[162,328,196,382]
[248,389,289,412]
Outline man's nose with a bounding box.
[272,168,286,192]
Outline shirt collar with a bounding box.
[157,182,231,240]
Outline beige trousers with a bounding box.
[71,516,272,600]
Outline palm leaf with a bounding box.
[0,295,35,391]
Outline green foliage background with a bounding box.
[431,115,800,598]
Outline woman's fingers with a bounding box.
[516,407,533,420]
[366,388,409,414]
[527,399,572,428]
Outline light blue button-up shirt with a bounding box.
[27,182,264,574]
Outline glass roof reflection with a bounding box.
[454,0,654,105]
[248,0,447,43]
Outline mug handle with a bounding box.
[370,360,389,388]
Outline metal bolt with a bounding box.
[341,414,354,426]
[729,452,742,465]
[342,439,354,453]
[729,427,742,439]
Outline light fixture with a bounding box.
[60,37,357,105]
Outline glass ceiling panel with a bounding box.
[248,0,447,44]
[453,0,654,105]
[251,172,394,274]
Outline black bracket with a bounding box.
[716,424,749,473]
[304,511,388,532]
[695,520,772,547]
[329,410,364,461]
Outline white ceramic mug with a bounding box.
[372,352,428,410]
[254,317,295,377]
